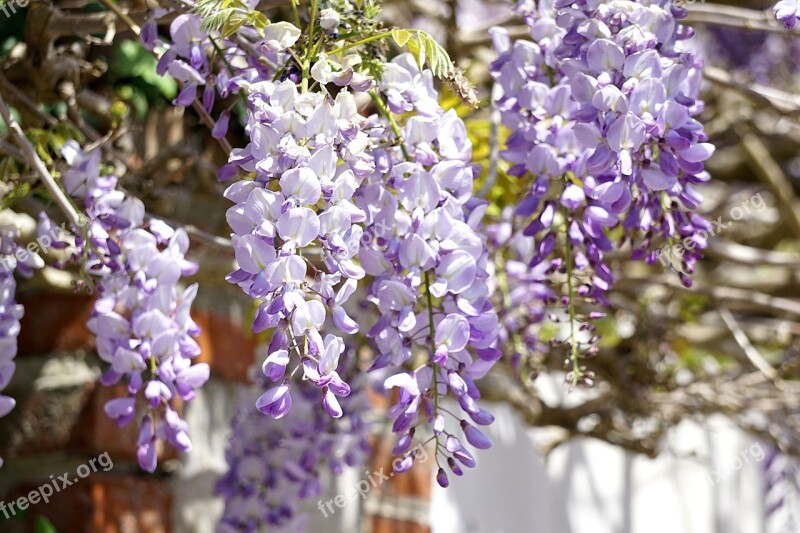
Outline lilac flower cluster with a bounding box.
[150,12,370,148]
[357,54,500,484]
[485,207,550,371]
[60,141,208,472]
[148,1,505,494]
[216,367,371,532]
[488,0,713,373]
[148,11,281,142]
[157,14,216,108]
[222,27,377,421]
[0,223,42,467]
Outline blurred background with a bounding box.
[2,0,800,532]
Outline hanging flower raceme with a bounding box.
[356,54,500,484]
[222,25,377,421]
[489,0,713,379]
[148,11,288,145]
[216,360,371,533]
[0,222,42,467]
[59,141,208,472]
[485,207,551,373]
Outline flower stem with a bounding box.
[424,272,439,406]
[424,271,442,455]
[290,0,301,28]
[209,35,235,77]
[329,31,392,57]
[563,215,581,381]
[369,91,410,160]
[301,0,319,93]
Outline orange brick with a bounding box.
[17,292,95,356]
[18,291,256,383]
[3,474,171,533]
[193,310,256,382]
[2,380,180,466]
[371,517,431,533]
[69,385,178,464]
[369,431,433,501]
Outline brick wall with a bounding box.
[0,288,433,532]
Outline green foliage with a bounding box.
[0,180,30,209]
[26,123,83,165]
[462,115,517,214]
[29,128,63,166]
[34,516,57,533]
[193,0,269,38]
[106,39,177,118]
[113,40,177,100]
[390,29,453,79]
[360,57,385,81]
[361,0,381,19]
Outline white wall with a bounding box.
[174,379,780,533]
[430,403,767,533]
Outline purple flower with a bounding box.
[217,369,371,532]
[436,468,450,488]
[322,388,342,418]
[212,110,231,140]
[262,349,290,382]
[393,455,414,473]
[434,314,471,365]
[353,54,501,479]
[488,0,713,378]
[256,380,293,418]
[774,0,800,28]
[0,222,33,467]
[461,421,493,450]
[104,397,136,426]
[61,141,205,471]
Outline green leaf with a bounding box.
[193,0,269,36]
[390,30,454,80]
[391,29,411,48]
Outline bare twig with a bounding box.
[683,4,783,34]
[0,139,25,163]
[704,67,800,116]
[718,306,779,380]
[94,0,141,35]
[191,100,234,154]
[144,214,234,253]
[0,73,58,128]
[706,239,800,268]
[96,0,234,154]
[737,125,800,238]
[478,88,501,199]
[0,93,82,229]
[616,276,800,318]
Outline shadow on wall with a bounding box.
[430,395,765,533]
